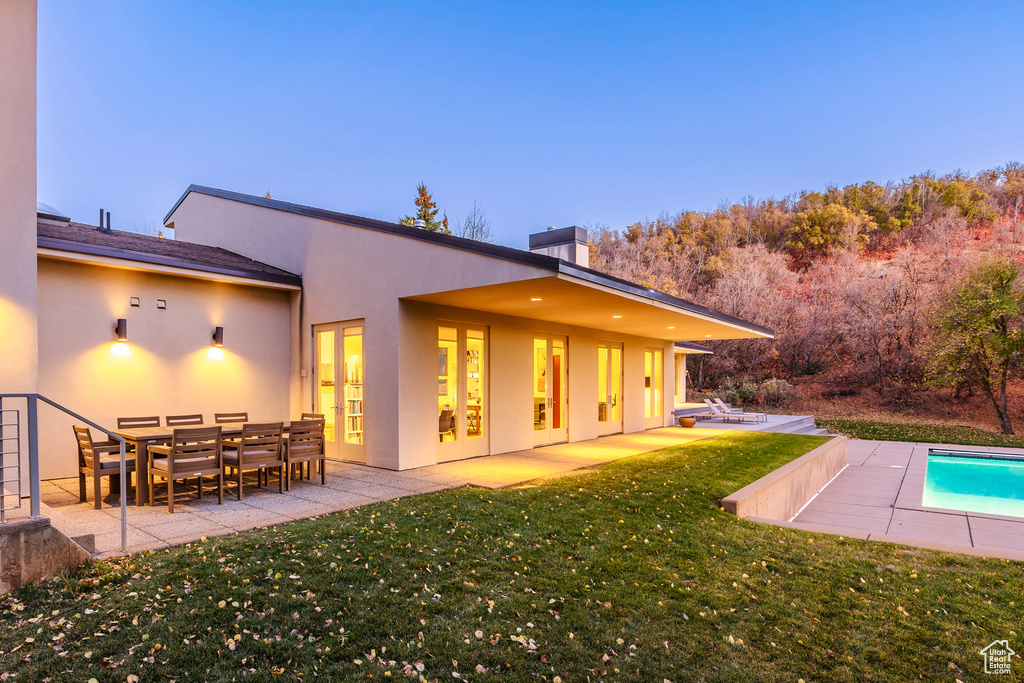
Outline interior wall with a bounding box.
[36,259,293,479]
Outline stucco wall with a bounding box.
[0,0,39,394]
[36,258,293,479]
[398,301,675,469]
[169,192,554,469]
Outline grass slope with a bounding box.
[2,432,1021,682]
[818,419,1024,448]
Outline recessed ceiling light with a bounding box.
[612,315,622,319]
[705,334,713,337]
[667,326,675,330]
[530,297,542,301]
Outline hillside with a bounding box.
[588,164,1024,429]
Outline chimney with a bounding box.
[528,225,589,267]
[413,218,426,229]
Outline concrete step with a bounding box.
[767,416,817,434]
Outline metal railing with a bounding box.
[0,394,128,552]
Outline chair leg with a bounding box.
[217,471,223,505]
[198,476,203,500]
[93,471,102,510]
[285,461,291,492]
[278,465,284,494]
[79,471,87,502]
[237,467,244,501]
[320,458,326,485]
[168,477,174,514]
[149,471,155,507]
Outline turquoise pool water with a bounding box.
[923,454,1024,518]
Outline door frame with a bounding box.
[437,322,490,463]
[533,335,568,446]
[313,320,367,464]
[597,341,623,436]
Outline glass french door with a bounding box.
[314,321,366,463]
[644,346,664,428]
[437,324,489,463]
[598,342,623,436]
[533,336,568,446]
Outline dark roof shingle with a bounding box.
[37,218,301,287]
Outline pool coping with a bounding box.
[782,439,1024,562]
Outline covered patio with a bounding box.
[40,427,717,558]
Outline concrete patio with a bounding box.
[40,426,718,558]
[789,439,1024,561]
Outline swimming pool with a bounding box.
[923,450,1024,518]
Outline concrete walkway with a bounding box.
[791,439,1024,561]
[41,427,716,558]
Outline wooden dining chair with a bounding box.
[301,412,324,420]
[284,419,325,490]
[73,425,135,510]
[220,422,285,500]
[117,416,161,429]
[147,426,223,513]
[166,414,204,427]
[215,412,249,424]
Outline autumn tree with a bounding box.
[454,201,494,242]
[400,183,450,234]
[929,260,1024,434]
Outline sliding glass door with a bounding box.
[314,321,366,463]
[437,324,489,462]
[533,335,568,446]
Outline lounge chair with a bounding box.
[695,399,767,423]
[712,398,744,415]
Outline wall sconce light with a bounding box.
[111,318,130,357]
[208,326,225,360]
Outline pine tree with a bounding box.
[400,183,449,233]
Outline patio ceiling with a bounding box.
[402,273,773,342]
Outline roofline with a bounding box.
[164,184,560,269]
[674,341,714,354]
[558,262,774,337]
[164,184,774,338]
[37,236,303,288]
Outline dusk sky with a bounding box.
[37,1,1024,246]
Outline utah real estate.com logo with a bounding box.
[980,639,1015,675]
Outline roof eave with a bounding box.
[37,236,303,288]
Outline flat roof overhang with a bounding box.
[403,273,773,342]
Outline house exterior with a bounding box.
[156,186,772,470]
[2,0,772,483]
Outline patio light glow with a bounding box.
[208,326,225,359]
[111,318,130,356]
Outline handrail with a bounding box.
[0,393,128,552]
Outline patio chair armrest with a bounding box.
[148,444,172,457]
[92,442,125,453]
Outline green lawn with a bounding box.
[818,419,1024,448]
[2,432,1022,682]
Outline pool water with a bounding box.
[923,454,1024,518]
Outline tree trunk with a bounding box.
[999,362,1014,435]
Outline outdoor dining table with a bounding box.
[113,422,289,506]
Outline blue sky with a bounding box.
[38,1,1024,246]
